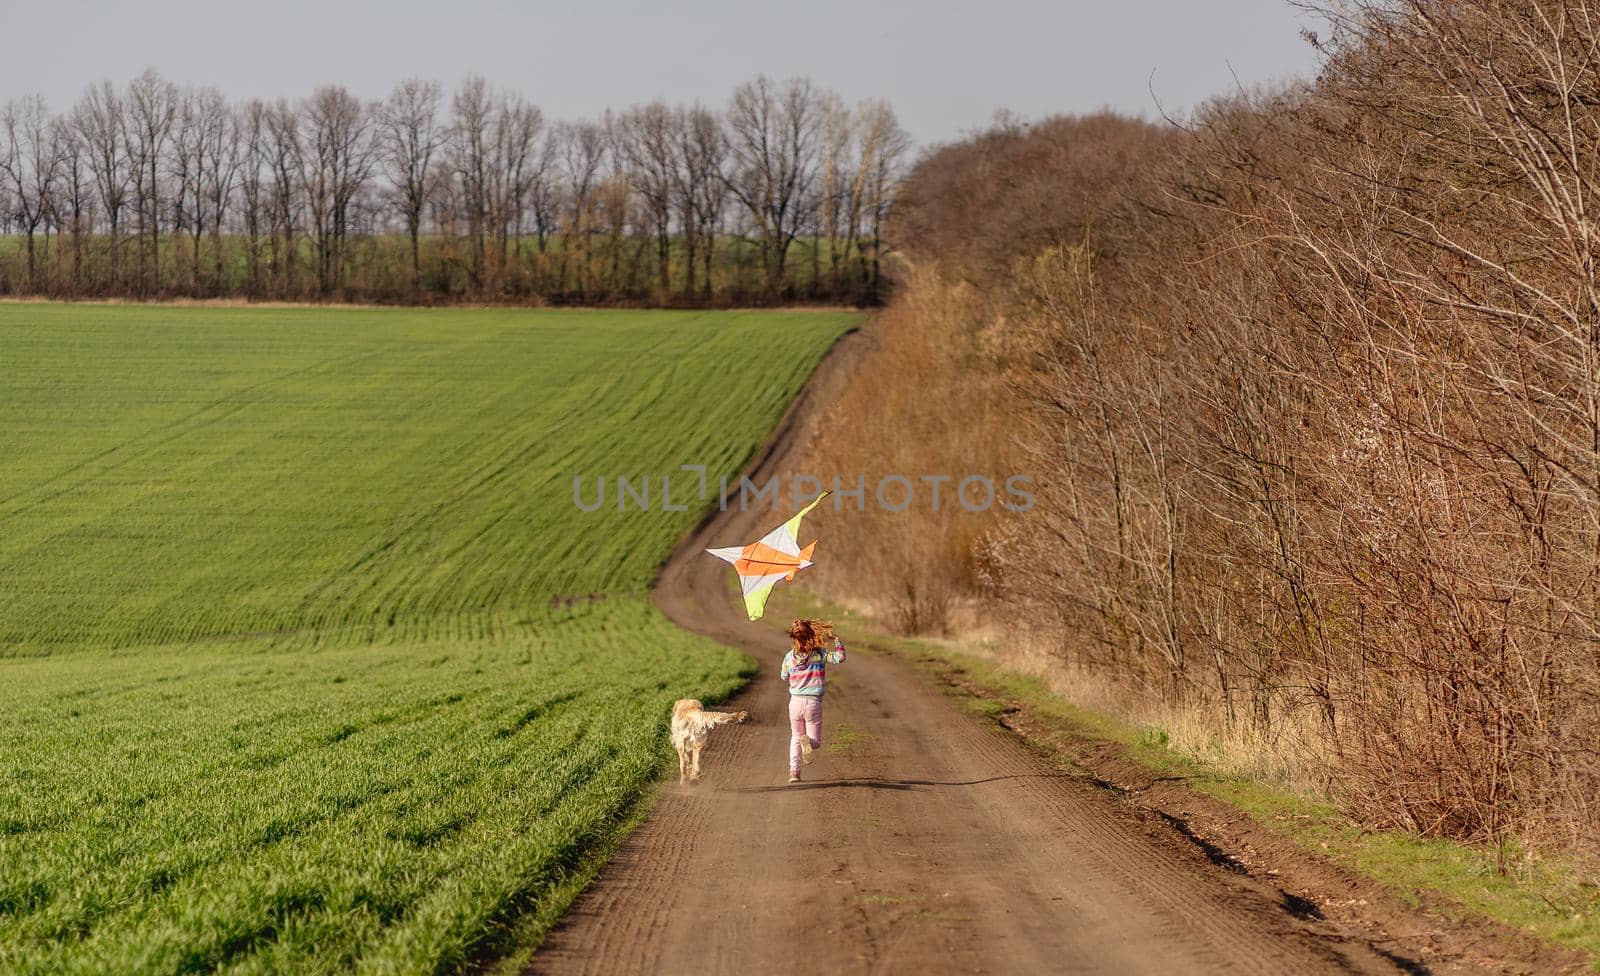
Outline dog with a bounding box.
[669,699,748,784]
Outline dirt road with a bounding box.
[531,331,1424,975]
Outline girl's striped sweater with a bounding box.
[780,639,846,698]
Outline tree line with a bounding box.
[0,71,909,305]
[807,0,1600,857]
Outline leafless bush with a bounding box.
[817,0,1600,852]
[794,268,1011,634]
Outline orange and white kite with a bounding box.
[706,491,830,620]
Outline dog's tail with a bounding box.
[686,709,748,734]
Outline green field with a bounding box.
[0,303,855,973]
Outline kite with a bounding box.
[706,490,831,620]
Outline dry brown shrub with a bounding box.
[811,0,1600,853]
[795,267,1016,634]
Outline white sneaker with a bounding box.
[789,773,801,784]
[800,737,815,765]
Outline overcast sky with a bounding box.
[1,0,1323,146]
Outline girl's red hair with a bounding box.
[787,618,835,654]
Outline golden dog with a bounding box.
[669,699,748,784]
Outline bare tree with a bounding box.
[724,75,822,298]
[857,99,909,300]
[202,97,242,293]
[124,69,177,295]
[488,91,542,293]
[74,81,131,292]
[1,95,64,291]
[555,119,607,296]
[237,100,267,297]
[263,98,302,296]
[674,105,728,299]
[594,120,641,293]
[56,117,91,292]
[172,88,205,293]
[526,125,562,261]
[303,84,375,295]
[170,86,236,294]
[447,76,493,293]
[817,93,851,294]
[380,78,443,296]
[617,102,678,295]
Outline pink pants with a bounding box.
[788,696,823,775]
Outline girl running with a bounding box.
[779,618,846,783]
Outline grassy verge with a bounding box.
[774,590,1600,969]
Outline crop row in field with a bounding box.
[0,303,855,973]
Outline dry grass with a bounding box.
[932,626,1335,795]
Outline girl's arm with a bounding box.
[779,652,792,681]
[825,636,846,664]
